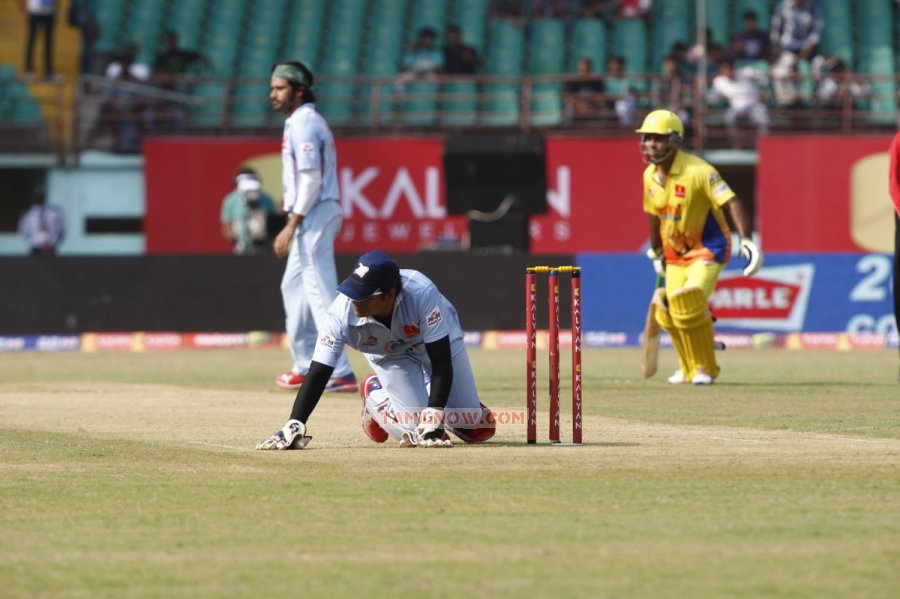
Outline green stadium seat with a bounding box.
[283,0,327,68]
[651,0,691,71]
[230,82,274,128]
[121,0,168,66]
[440,80,478,125]
[93,0,128,53]
[703,0,729,45]
[612,19,648,75]
[528,19,565,75]
[401,81,439,125]
[854,0,893,50]
[483,19,524,125]
[0,71,44,127]
[188,81,227,127]
[857,45,897,125]
[165,0,207,51]
[202,1,248,76]
[450,0,490,54]
[816,0,852,63]
[568,19,607,71]
[236,0,289,76]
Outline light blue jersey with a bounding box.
[314,269,464,368]
[281,102,340,212]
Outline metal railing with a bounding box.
[7,70,899,162]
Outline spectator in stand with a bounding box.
[812,56,870,109]
[153,30,210,131]
[770,0,823,111]
[18,183,65,256]
[731,9,770,62]
[69,0,99,75]
[577,0,617,19]
[442,24,478,75]
[153,30,210,89]
[708,59,769,148]
[220,167,279,255]
[22,0,59,81]
[563,56,607,123]
[650,54,689,126]
[605,55,639,125]
[104,44,151,81]
[98,45,153,153]
[396,27,443,94]
[491,0,525,21]
[617,0,651,19]
[531,0,572,18]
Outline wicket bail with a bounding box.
[526,266,583,445]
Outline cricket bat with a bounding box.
[641,275,664,378]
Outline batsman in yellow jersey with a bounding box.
[637,109,763,385]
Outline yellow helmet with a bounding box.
[635,109,684,138]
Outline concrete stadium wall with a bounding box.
[0,253,573,334]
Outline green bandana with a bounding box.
[272,64,310,86]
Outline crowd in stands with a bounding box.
[21,0,889,154]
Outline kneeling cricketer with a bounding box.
[258,250,495,449]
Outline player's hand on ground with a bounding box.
[645,247,665,277]
[256,419,312,450]
[415,407,452,447]
[740,238,763,277]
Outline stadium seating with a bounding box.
[450,0,490,54]
[817,0,852,63]
[93,0,129,56]
[612,18,648,76]
[527,18,565,126]
[282,0,327,70]
[165,0,207,51]
[0,65,44,127]
[121,0,168,66]
[482,19,524,126]
[569,18,607,72]
[651,0,692,71]
[704,1,729,46]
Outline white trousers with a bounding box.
[363,339,484,441]
[281,200,353,378]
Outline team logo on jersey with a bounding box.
[361,336,378,347]
[354,264,370,277]
[402,324,420,338]
[300,142,315,158]
[675,185,686,198]
[425,307,442,328]
[319,334,338,349]
[709,172,722,185]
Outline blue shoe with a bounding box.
[325,373,358,393]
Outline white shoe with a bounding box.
[691,372,714,385]
[399,431,418,447]
[667,369,686,385]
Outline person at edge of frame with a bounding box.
[639,109,764,386]
[268,59,358,394]
[888,131,900,382]
[256,250,496,450]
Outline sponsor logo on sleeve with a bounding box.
[319,334,338,350]
[425,307,442,328]
[301,142,315,158]
[708,172,722,185]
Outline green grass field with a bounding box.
[2,348,899,598]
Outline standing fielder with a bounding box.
[269,60,357,393]
[257,250,496,449]
[638,109,763,385]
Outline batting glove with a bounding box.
[415,407,453,447]
[739,238,764,277]
[645,247,665,277]
[256,419,312,450]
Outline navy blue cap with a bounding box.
[337,250,400,301]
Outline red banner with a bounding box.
[757,136,895,252]
[144,136,648,255]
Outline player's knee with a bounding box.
[669,286,711,329]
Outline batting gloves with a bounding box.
[739,238,764,277]
[415,407,453,447]
[256,419,312,450]
[645,247,665,277]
